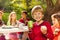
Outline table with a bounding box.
[0,26,29,33]
[0,26,29,39]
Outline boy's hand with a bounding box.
[54,28,59,35]
[47,38,50,40]
[41,26,47,34]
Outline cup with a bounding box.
[28,21,33,28]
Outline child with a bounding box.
[0,11,6,40]
[19,11,30,25]
[51,12,60,40]
[7,11,19,40]
[28,5,54,40]
[18,11,30,40]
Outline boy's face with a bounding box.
[33,10,44,21]
[21,13,27,18]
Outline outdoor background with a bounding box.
[0,0,60,24]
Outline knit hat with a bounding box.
[31,5,43,17]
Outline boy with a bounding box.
[18,11,30,40]
[28,5,54,40]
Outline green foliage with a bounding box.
[0,0,57,23]
[2,13,9,24]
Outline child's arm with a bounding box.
[40,26,47,34]
[44,22,54,40]
[22,31,28,40]
[54,28,59,36]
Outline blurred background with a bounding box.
[0,0,60,24]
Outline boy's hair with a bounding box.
[31,5,44,16]
[22,10,27,15]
